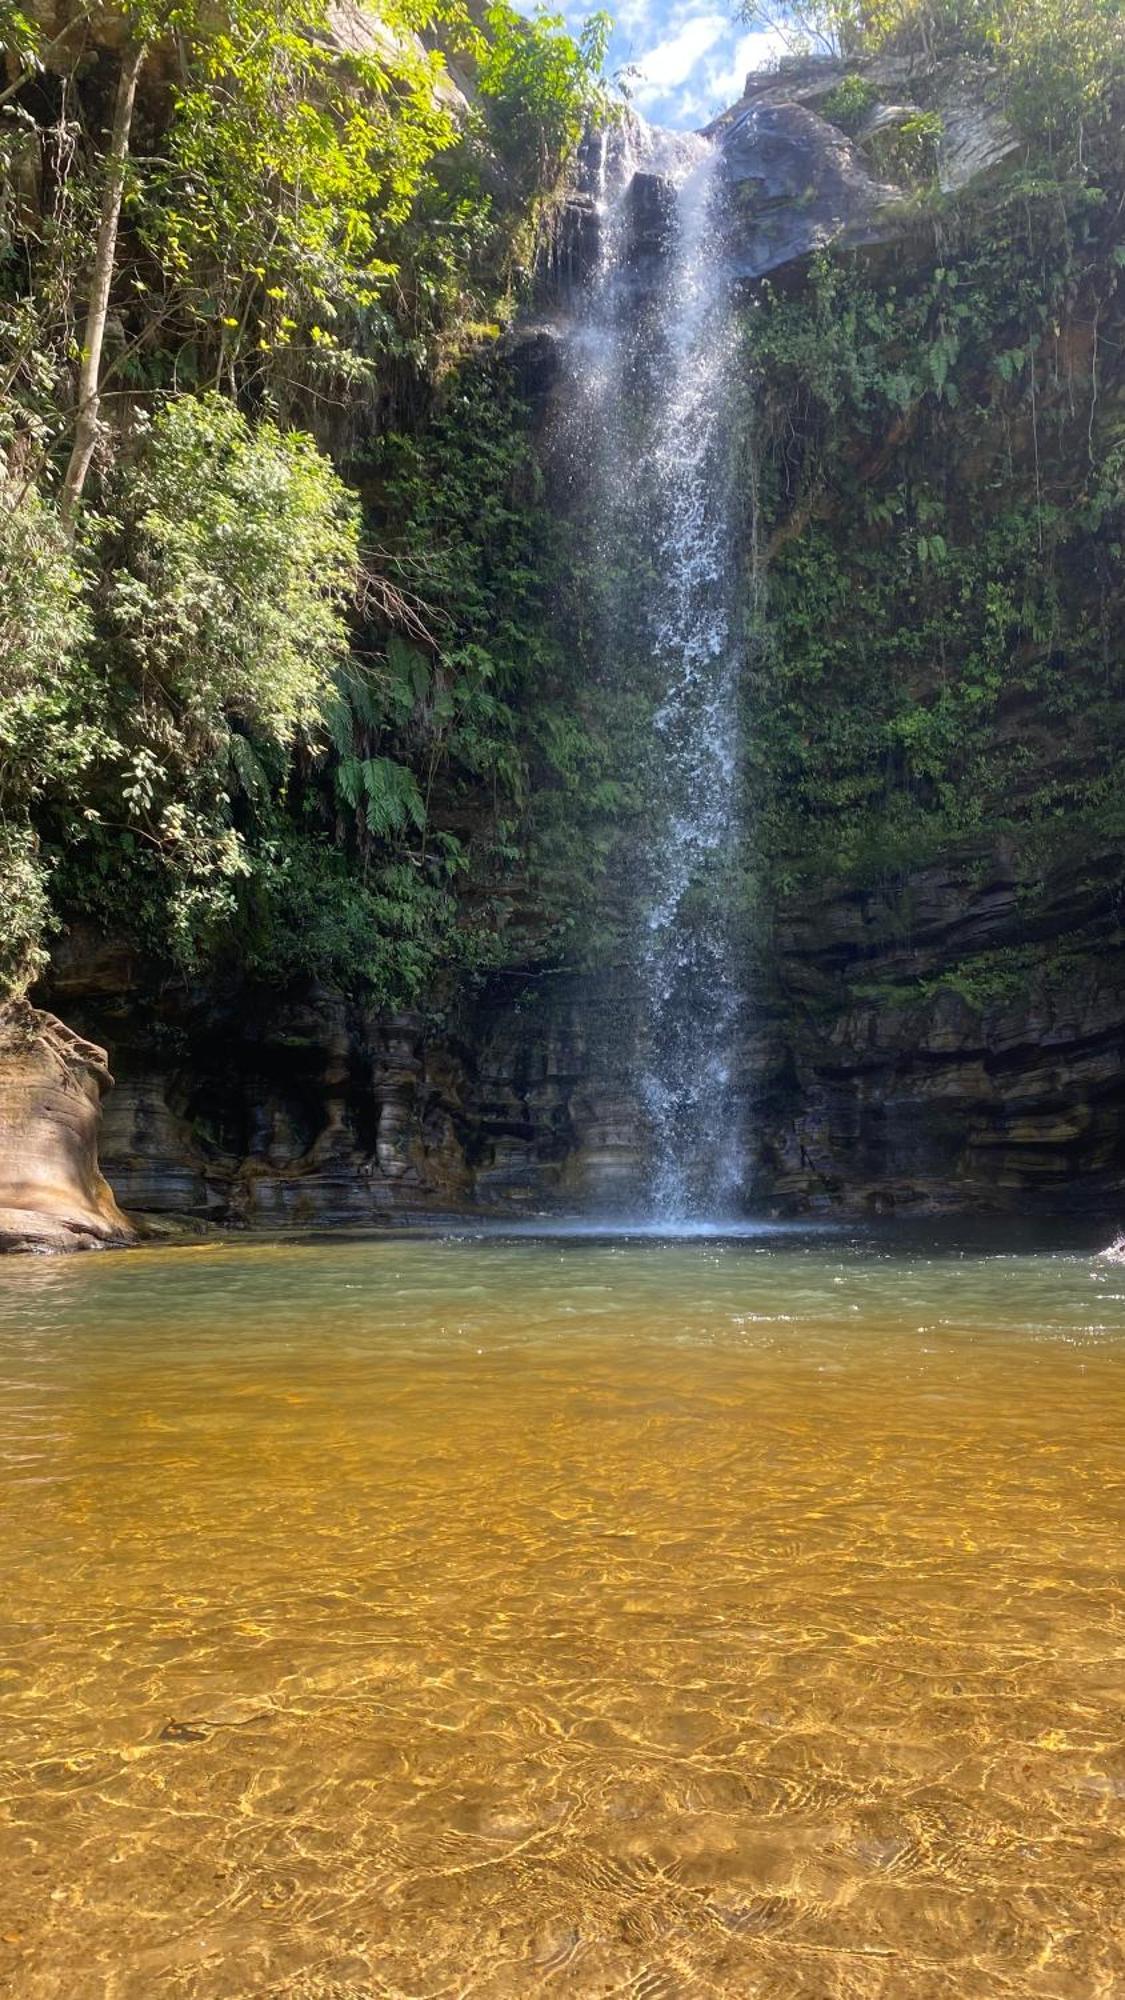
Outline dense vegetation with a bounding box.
[735,0,1125,1012]
[747,0,1125,157]
[3,0,1124,1039]
[0,0,609,999]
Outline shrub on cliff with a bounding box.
[744,0,1125,165]
[0,491,106,990]
[107,394,357,745]
[0,398,360,983]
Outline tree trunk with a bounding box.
[59,39,146,528]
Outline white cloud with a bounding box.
[612,0,656,31]
[509,0,790,129]
[703,25,789,103]
[630,11,728,106]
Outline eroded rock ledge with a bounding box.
[0,1003,135,1252]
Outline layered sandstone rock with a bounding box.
[0,1004,135,1252]
[32,909,1125,1227]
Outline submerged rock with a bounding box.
[0,1004,135,1253]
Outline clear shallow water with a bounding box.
[0,1228,1123,1998]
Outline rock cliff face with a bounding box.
[36,892,1125,1224]
[7,54,1124,1239]
[756,841,1125,1212]
[710,50,1020,203]
[0,1004,135,1251]
[42,953,649,1227]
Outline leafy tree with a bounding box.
[478,4,611,198]
[16,0,470,519]
[0,0,614,1002]
[1,0,609,511]
[0,488,104,988]
[65,393,358,963]
[147,0,465,395]
[107,392,357,741]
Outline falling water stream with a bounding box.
[564,123,746,1220]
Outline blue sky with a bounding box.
[514,1,790,130]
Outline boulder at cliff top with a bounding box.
[717,100,904,280]
[0,1004,135,1253]
[709,55,1019,281]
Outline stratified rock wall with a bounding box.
[36,914,1125,1223]
[42,962,647,1229]
[0,1004,135,1251]
[755,843,1125,1212]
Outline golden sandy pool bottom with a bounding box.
[0,1233,1122,1997]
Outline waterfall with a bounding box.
[561,120,746,1221]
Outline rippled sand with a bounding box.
[0,1230,1122,1997]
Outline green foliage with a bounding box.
[108,393,357,743]
[380,369,557,745]
[237,828,464,1005]
[744,0,1125,169]
[0,0,468,490]
[0,492,100,806]
[370,363,628,955]
[149,0,462,384]
[745,177,1104,443]
[5,355,620,997]
[740,169,1125,984]
[0,491,106,989]
[478,4,611,197]
[848,936,1108,1014]
[43,395,359,969]
[334,753,426,834]
[0,0,615,1006]
[989,0,1125,153]
[0,822,54,995]
[818,73,876,134]
[0,0,609,486]
[863,108,943,184]
[0,0,617,1004]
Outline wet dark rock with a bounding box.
[752,836,1125,1213]
[501,321,563,401]
[716,100,903,281]
[537,195,600,302]
[626,171,679,264]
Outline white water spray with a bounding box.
[562,122,746,1220]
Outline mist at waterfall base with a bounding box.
[558,120,753,1230]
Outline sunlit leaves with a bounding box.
[110,392,358,742]
[0,489,107,989]
[478,3,611,196]
[145,0,460,376]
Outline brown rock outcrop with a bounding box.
[0,1003,135,1252]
